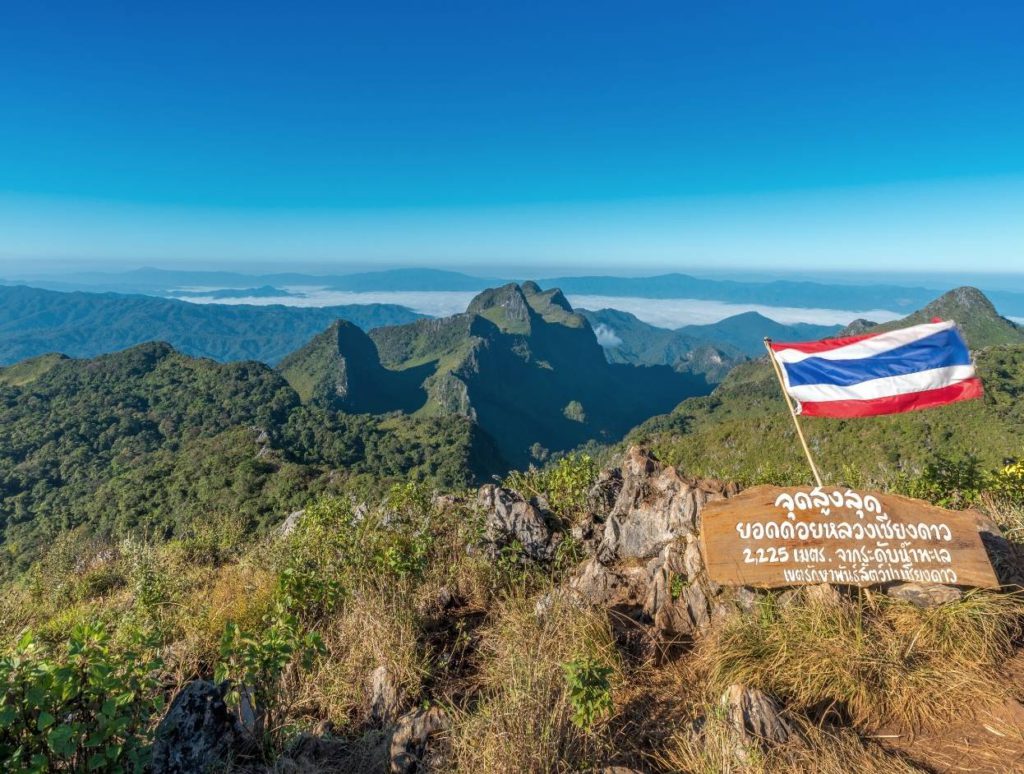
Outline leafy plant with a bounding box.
[505,453,598,523]
[214,605,324,748]
[990,459,1024,505]
[561,656,613,731]
[0,624,163,772]
[901,454,985,509]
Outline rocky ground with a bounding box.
[150,447,1024,773]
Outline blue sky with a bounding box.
[1,1,1022,274]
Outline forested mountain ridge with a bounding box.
[277,320,429,413]
[0,284,423,366]
[0,342,502,575]
[628,287,1024,484]
[839,285,1024,347]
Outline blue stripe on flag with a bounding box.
[782,328,971,388]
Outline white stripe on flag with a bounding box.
[773,320,955,364]
[786,364,976,403]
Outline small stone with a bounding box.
[276,509,305,537]
[734,587,758,613]
[369,665,399,724]
[389,706,447,774]
[683,536,704,578]
[805,583,843,608]
[477,484,556,561]
[886,582,963,608]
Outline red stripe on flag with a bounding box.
[798,377,984,418]
[769,330,882,355]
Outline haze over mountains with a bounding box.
[3,272,1021,488]
[8,266,1024,318]
[0,285,423,365]
[2,280,1021,565]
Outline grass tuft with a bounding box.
[447,591,621,772]
[700,587,1024,730]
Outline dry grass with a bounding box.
[985,495,1024,547]
[446,591,622,773]
[293,577,430,729]
[176,559,277,672]
[700,587,1024,730]
[661,707,928,774]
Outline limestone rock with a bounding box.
[805,582,844,608]
[277,509,305,537]
[477,484,557,561]
[886,582,964,608]
[568,558,649,608]
[721,683,790,750]
[654,582,713,636]
[151,681,249,774]
[389,706,448,774]
[587,468,623,515]
[597,447,736,563]
[570,512,606,556]
[370,665,400,724]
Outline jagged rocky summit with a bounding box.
[279,281,709,468]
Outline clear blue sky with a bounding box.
[1,1,1022,274]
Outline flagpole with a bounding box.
[763,337,824,488]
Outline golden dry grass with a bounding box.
[699,587,1024,731]
[660,707,928,774]
[446,591,622,773]
[292,577,430,729]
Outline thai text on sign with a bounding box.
[700,485,998,588]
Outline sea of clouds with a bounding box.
[175,286,903,330]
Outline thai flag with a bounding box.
[769,320,983,418]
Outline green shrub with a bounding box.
[561,656,613,731]
[505,453,598,522]
[899,453,985,509]
[0,624,163,772]
[214,605,324,749]
[990,459,1024,506]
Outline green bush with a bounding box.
[0,624,163,772]
[900,453,985,509]
[561,656,613,731]
[214,606,324,750]
[990,459,1024,506]
[505,453,598,523]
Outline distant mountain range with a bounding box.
[579,308,842,382]
[8,266,1024,317]
[3,281,1023,570]
[0,285,423,365]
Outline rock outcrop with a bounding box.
[539,446,740,639]
[389,706,448,774]
[720,683,791,761]
[477,484,560,562]
[151,681,250,773]
[569,448,737,634]
[596,446,738,564]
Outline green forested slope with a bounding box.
[361,282,710,467]
[629,289,1024,484]
[0,342,501,574]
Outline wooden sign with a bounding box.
[701,485,998,589]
